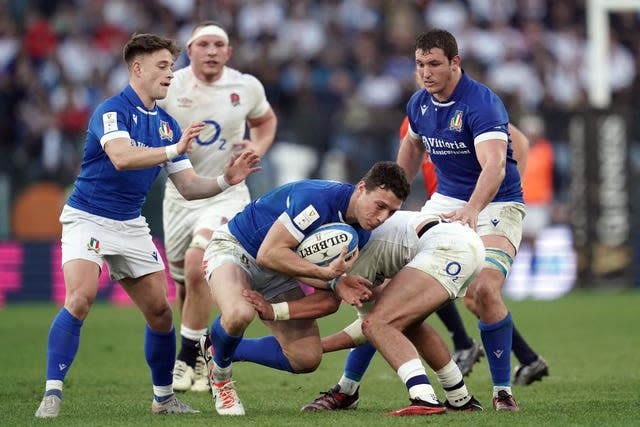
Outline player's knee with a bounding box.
[220,305,254,332]
[64,292,95,319]
[290,348,322,373]
[145,302,174,331]
[361,316,382,340]
[184,264,207,289]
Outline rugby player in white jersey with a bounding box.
[157,22,276,393]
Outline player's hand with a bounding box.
[177,121,205,154]
[223,151,262,185]
[334,274,372,307]
[242,289,274,320]
[324,247,359,279]
[442,205,479,230]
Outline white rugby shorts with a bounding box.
[421,193,526,250]
[202,225,299,300]
[406,221,485,299]
[59,205,164,280]
[162,187,250,262]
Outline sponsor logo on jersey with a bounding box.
[421,104,428,115]
[132,114,137,125]
[450,110,463,131]
[87,237,101,254]
[230,92,240,107]
[293,205,320,230]
[159,121,174,141]
[151,251,158,261]
[445,261,461,282]
[102,111,118,133]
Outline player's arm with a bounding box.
[243,288,341,321]
[256,220,358,281]
[169,151,261,200]
[508,123,529,177]
[444,138,506,229]
[397,131,426,182]
[104,121,204,170]
[246,107,277,156]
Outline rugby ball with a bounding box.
[296,222,359,266]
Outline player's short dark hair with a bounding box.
[360,161,410,201]
[123,33,180,67]
[414,28,458,61]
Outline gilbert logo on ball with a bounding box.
[296,223,358,266]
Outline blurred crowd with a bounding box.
[2,0,640,211]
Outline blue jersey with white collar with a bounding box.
[67,85,190,220]
[228,180,371,258]
[407,72,523,203]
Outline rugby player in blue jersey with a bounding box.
[389,28,525,412]
[34,33,261,418]
[197,161,410,415]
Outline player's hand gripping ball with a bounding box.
[296,223,358,266]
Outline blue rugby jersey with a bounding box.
[67,85,191,220]
[406,72,523,203]
[228,180,371,258]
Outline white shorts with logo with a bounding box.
[163,187,250,263]
[406,221,485,299]
[202,225,299,300]
[354,221,485,317]
[421,193,526,250]
[59,205,164,280]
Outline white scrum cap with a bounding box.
[186,25,229,47]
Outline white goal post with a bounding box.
[587,0,640,108]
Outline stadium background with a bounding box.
[0,0,639,305]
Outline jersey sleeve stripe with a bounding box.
[277,212,305,243]
[165,158,193,174]
[100,131,130,147]
[474,131,507,145]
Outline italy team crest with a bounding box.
[159,121,174,141]
[450,110,463,131]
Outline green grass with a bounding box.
[1,290,639,426]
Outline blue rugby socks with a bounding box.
[478,312,513,386]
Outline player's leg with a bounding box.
[473,235,519,411]
[435,301,484,376]
[362,269,450,415]
[205,256,254,416]
[163,199,198,391]
[463,277,549,385]
[409,322,482,411]
[179,230,215,392]
[122,271,198,414]
[35,258,101,418]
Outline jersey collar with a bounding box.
[429,70,471,107]
[123,85,158,115]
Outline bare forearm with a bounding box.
[249,116,276,157]
[467,164,505,211]
[176,175,225,200]
[396,136,425,182]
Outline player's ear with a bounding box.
[226,45,233,60]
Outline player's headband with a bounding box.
[186,25,229,47]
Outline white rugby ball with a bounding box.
[296,222,359,266]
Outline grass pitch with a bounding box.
[1,290,639,426]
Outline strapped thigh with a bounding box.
[483,247,514,277]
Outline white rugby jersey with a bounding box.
[349,210,439,286]
[159,65,271,208]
